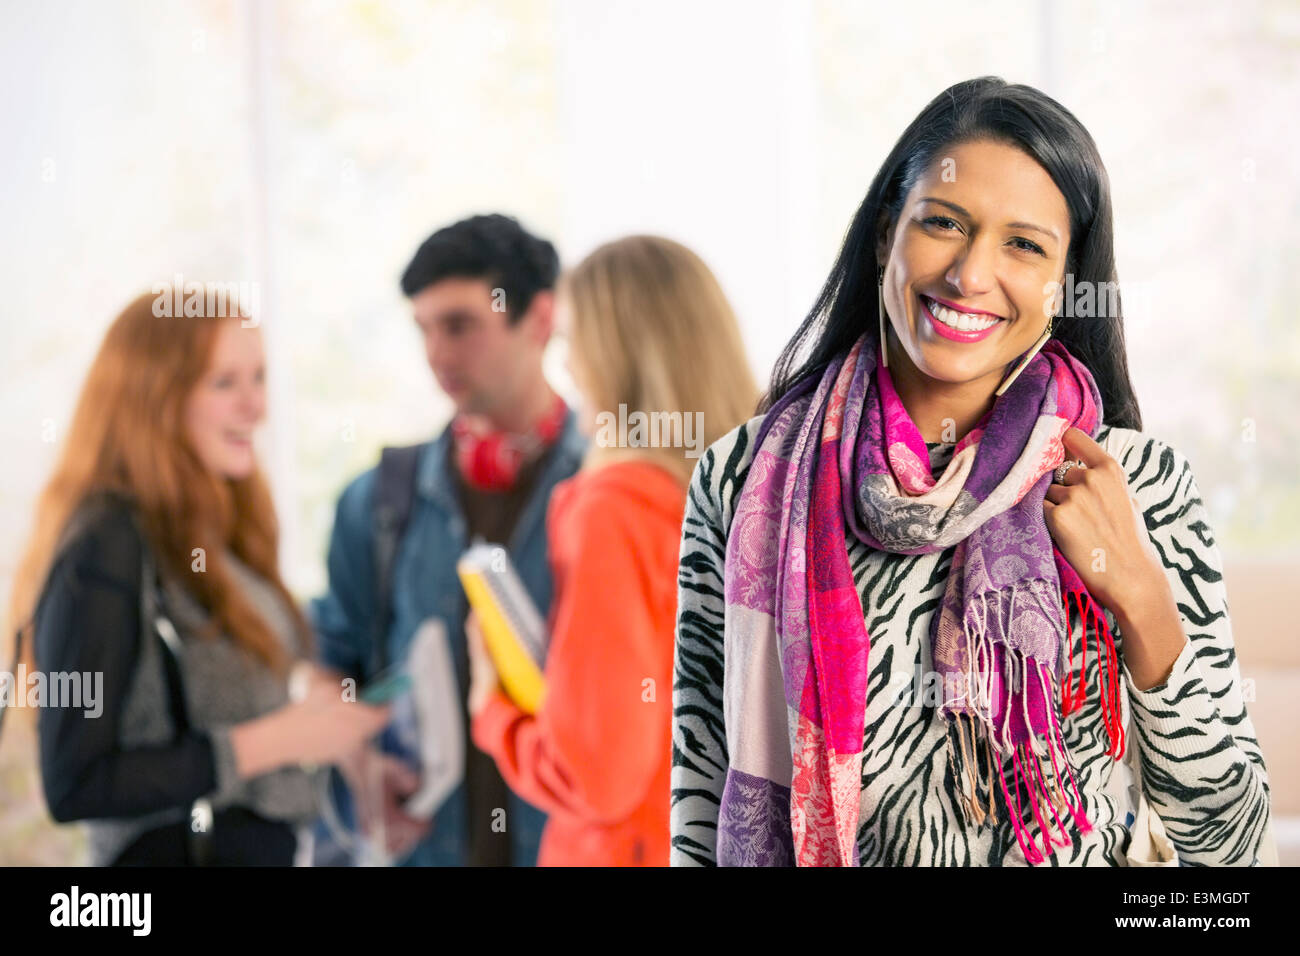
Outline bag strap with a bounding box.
[369,442,427,680]
[139,542,190,739]
[135,521,217,865]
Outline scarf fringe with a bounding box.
[948,648,1097,865]
[1059,587,1126,759]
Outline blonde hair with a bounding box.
[561,235,759,486]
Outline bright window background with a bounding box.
[3,0,1297,863]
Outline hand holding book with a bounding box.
[458,542,549,715]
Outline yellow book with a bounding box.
[457,542,548,714]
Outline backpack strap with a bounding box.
[369,443,427,680]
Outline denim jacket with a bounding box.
[309,408,588,865]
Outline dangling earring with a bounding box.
[877,265,889,368]
[994,312,1055,397]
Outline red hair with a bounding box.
[9,287,309,677]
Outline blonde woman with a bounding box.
[9,288,390,865]
[466,235,758,865]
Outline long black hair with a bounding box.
[760,76,1142,431]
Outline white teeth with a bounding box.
[925,296,1000,332]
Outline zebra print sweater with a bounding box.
[671,416,1271,866]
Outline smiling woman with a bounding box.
[882,142,1076,415]
[182,319,269,482]
[671,76,1271,867]
[6,287,392,865]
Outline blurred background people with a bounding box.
[7,287,390,866]
[467,234,759,865]
[310,214,588,865]
[5,5,1296,868]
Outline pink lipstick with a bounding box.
[920,295,1003,343]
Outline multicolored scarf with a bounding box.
[451,391,568,492]
[718,333,1124,866]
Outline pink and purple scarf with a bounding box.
[719,334,1124,866]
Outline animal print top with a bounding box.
[671,417,1271,866]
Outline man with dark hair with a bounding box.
[311,214,585,866]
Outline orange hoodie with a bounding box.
[471,459,687,866]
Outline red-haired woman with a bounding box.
[8,287,390,865]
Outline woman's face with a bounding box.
[877,139,1072,388]
[183,320,267,480]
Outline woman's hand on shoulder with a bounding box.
[1043,426,1168,615]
